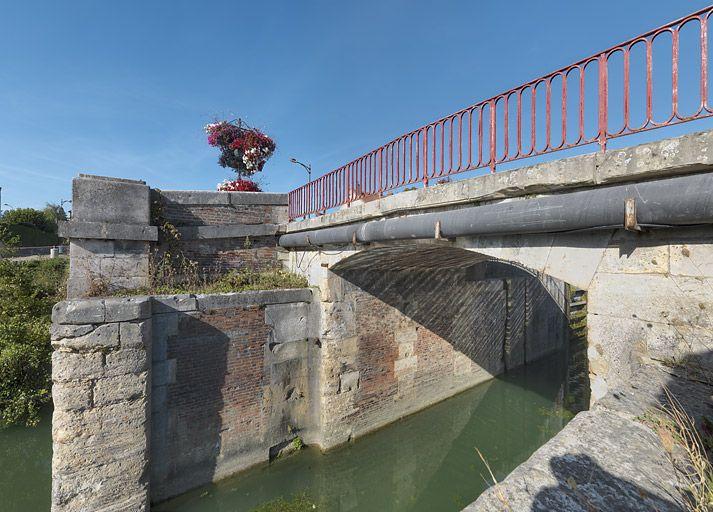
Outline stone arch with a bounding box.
[299,242,576,448]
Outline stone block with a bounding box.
[395,326,418,345]
[339,371,360,393]
[53,381,93,411]
[453,351,473,376]
[151,313,178,362]
[598,231,669,275]
[99,254,149,277]
[67,239,116,259]
[151,384,167,413]
[596,129,713,184]
[50,324,95,341]
[52,352,104,381]
[120,320,151,349]
[229,191,287,206]
[177,223,279,240]
[94,372,148,406]
[105,349,148,376]
[589,272,713,328]
[151,295,198,314]
[53,300,105,325]
[543,231,613,290]
[394,356,417,375]
[398,341,414,359]
[104,297,151,322]
[196,288,312,311]
[586,313,646,389]
[59,221,157,241]
[670,235,713,277]
[458,233,554,274]
[265,302,311,343]
[158,190,231,205]
[72,174,150,225]
[53,323,119,351]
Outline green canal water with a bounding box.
[0,407,52,511]
[0,350,586,512]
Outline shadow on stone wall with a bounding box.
[331,244,568,376]
[532,454,683,511]
[151,309,230,502]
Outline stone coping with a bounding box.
[176,224,279,240]
[53,288,313,324]
[286,129,713,233]
[78,173,147,185]
[59,220,158,241]
[159,190,287,206]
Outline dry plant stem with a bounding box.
[658,386,713,512]
[476,448,512,512]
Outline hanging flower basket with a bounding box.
[204,120,276,177]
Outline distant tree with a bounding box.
[42,203,68,232]
[1,208,52,233]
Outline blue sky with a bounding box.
[1,0,711,210]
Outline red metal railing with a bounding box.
[288,6,713,220]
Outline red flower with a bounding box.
[217,179,262,192]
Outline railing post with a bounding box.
[489,99,497,172]
[422,127,429,187]
[598,52,608,152]
[346,165,352,206]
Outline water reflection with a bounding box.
[157,349,587,512]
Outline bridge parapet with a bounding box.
[286,130,713,233]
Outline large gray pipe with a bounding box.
[279,172,713,248]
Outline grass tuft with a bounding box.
[643,387,713,512]
[112,268,308,297]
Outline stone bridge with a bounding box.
[280,129,713,401]
[51,129,713,511]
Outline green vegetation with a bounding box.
[0,204,67,247]
[114,268,308,297]
[291,436,304,451]
[250,493,318,512]
[0,258,68,427]
[5,224,59,247]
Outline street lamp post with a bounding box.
[290,158,313,219]
[289,158,311,184]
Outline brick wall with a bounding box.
[161,203,286,226]
[147,290,318,503]
[156,190,288,274]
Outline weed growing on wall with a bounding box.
[116,268,307,297]
[149,191,201,290]
[0,258,67,427]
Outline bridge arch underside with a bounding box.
[312,243,573,448]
